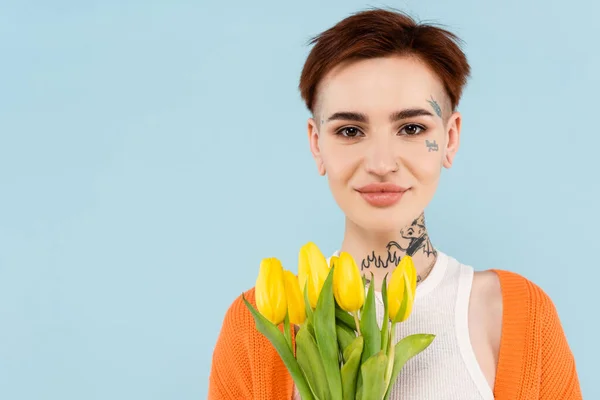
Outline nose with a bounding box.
[363,136,399,176]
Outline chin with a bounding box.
[348,207,414,234]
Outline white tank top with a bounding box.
[292,251,494,400]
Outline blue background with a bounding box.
[1,0,597,398]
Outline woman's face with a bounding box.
[308,55,461,233]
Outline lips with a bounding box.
[356,183,408,193]
[355,183,409,208]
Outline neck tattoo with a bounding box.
[360,213,437,271]
[359,214,439,286]
[363,252,437,286]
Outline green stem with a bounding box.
[381,320,389,353]
[385,322,397,387]
[353,311,362,336]
[284,313,292,351]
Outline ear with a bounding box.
[443,111,461,169]
[308,118,326,175]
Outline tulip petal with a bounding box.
[386,265,405,322]
[392,258,416,324]
[298,245,318,308]
[242,294,315,400]
[309,244,330,308]
[329,255,339,268]
[333,252,365,313]
[283,270,306,325]
[393,284,410,324]
[255,258,287,325]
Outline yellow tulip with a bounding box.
[283,270,306,325]
[333,251,365,313]
[255,257,287,325]
[387,255,417,322]
[298,242,330,309]
[329,255,339,268]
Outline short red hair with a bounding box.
[299,8,471,114]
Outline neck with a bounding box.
[339,212,438,290]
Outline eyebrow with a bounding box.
[326,111,368,123]
[390,108,435,121]
[325,108,435,124]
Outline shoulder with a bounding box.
[469,268,558,345]
[209,288,296,399]
[487,268,568,338]
[471,270,503,346]
[490,269,557,314]
[472,269,503,303]
[219,287,259,335]
[471,270,503,318]
[208,288,258,398]
[490,271,581,396]
[212,287,258,357]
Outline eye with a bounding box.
[336,126,363,138]
[400,124,426,136]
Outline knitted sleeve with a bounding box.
[208,288,295,400]
[536,285,582,400]
[208,290,255,399]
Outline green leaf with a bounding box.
[380,274,390,353]
[296,324,330,400]
[383,334,436,400]
[306,319,316,339]
[335,308,356,331]
[304,281,314,323]
[313,267,343,400]
[336,323,356,358]
[342,335,363,361]
[360,351,388,400]
[340,336,364,400]
[360,274,368,313]
[360,272,381,364]
[242,295,315,400]
[303,281,316,338]
[284,313,292,351]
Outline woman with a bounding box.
[208,8,581,400]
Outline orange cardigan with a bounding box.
[208,270,582,399]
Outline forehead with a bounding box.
[316,56,447,115]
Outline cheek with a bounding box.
[322,147,363,211]
[322,147,361,183]
[399,140,443,184]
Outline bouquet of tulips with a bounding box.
[242,242,435,400]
